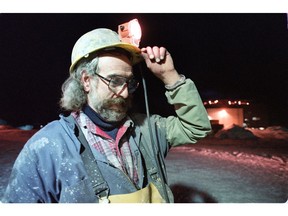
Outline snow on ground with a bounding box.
[166,126,288,203]
[166,143,287,203]
[0,125,287,203]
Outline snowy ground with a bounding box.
[0,126,287,203]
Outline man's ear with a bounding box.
[81,70,91,92]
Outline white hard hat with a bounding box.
[70,28,143,72]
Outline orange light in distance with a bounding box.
[218,109,228,118]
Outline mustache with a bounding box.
[104,97,126,106]
[102,97,131,109]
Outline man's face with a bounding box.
[85,53,134,122]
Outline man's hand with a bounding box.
[141,46,181,85]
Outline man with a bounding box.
[2,28,211,203]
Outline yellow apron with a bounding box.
[99,183,166,203]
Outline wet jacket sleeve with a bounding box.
[164,78,211,146]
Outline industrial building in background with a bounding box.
[204,99,269,133]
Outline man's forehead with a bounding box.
[97,48,133,61]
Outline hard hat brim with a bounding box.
[69,42,143,72]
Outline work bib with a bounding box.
[99,183,166,203]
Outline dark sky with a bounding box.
[0,13,287,126]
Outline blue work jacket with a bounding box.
[2,79,211,203]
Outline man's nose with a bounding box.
[117,83,129,98]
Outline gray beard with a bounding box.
[92,97,132,122]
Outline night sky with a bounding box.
[0,13,287,127]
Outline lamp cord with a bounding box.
[139,65,170,203]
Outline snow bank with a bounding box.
[17,125,34,130]
[214,125,288,141]
[0,125,14,130]
[215,125,257,139]
[248,126,288,140]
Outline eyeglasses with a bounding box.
[94,73,139,94]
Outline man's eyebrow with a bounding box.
[106,74,135,79]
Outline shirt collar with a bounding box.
[72,111,134,136]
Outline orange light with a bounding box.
[118,19,142,47]
[219,109,228,118]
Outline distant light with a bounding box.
[204,99,250,106]
[252,117,261,121]
[219,109,228,118]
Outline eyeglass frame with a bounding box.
[94,72,139,94]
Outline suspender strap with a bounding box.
[138,140,171,203]
[65,115,109,201]
[65,114,171,202]
[139,144,162,182]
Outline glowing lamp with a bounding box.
[118,19,142,47]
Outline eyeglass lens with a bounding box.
[109,76,138,94]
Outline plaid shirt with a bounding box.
[72,111,139,185]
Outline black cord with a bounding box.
[139,64,170,203]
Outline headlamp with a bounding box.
[118,19,142,47]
